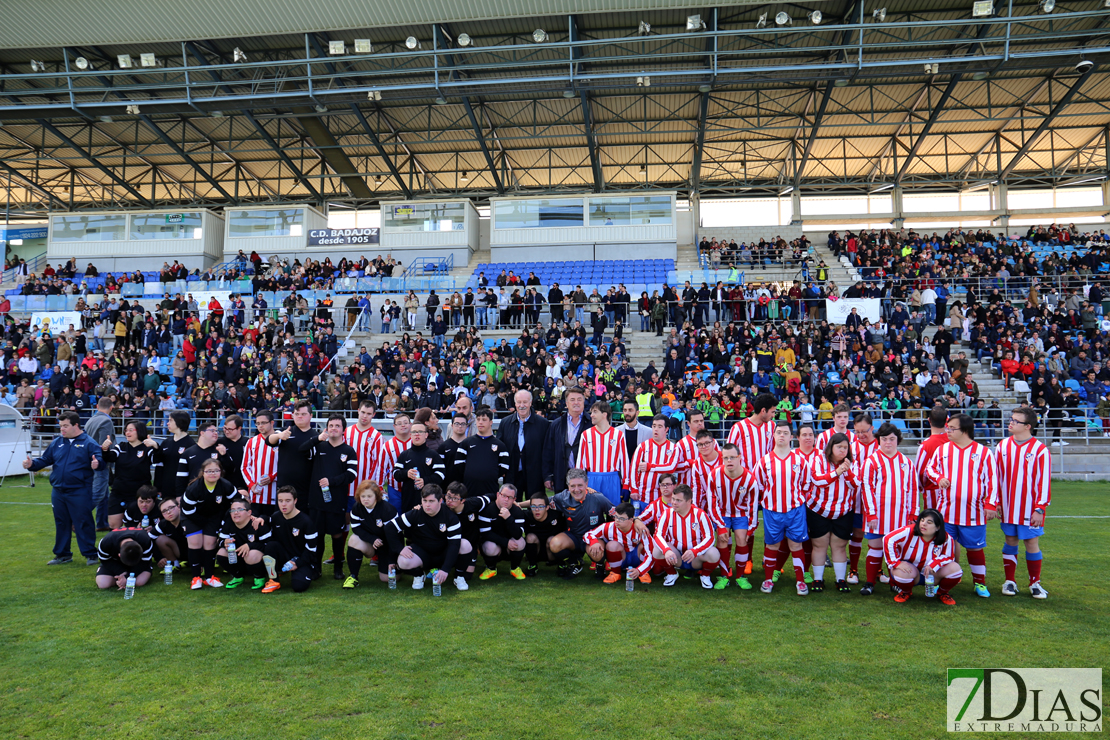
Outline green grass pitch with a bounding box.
[1,481,1107,739]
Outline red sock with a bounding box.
[965,549,987,585]
[938,571,962,594]
[790,548,805,583]
[717,545,733,577]
[651,564,664,576]
[893,575,915,596]
[849,536,862,572]
[700,560,717,576]
[865,548,883,584]
[734,542,751,575]
[762,546,778,582]
[1002,553,1017,583]
[663,562,677,575]
[802,539,812,572]
[606,549,624,570]
[774,547,790,572]
[1026,557,1042,586]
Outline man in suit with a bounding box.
[617,398,652,466]
[542,386,593,495]
[498,389,550,498]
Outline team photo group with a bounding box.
[33,385,1051,605]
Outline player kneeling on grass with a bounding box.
[586,502,655,584]
[883,509,962,605]
[386,484,472,592]
[752,422,811,596]
[258,486,319,594]
[477,483,528,581]
[650,484,719,589]
[521,491,577,577]
[151,497,188,570]
[95,529,155,590]
[217,500,267,590]
[344,481,399,589]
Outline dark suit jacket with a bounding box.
[542,413,594,492]
[497,412,550,496]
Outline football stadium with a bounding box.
[0,0,1108,736]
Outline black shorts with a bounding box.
[156,529,189,559]
[408,544,448,571]
[251,502,276,519]
[107,492,133,514]
[311,508,349,536]
[97,560,152,578]
[482,533,510,551]
[806,508,854,541]
[181,515,221,538]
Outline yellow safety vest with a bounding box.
[636,392,654,417]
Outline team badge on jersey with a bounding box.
[439,523,446,531]
[426,458,433,466]
[468,513,475,521]
[247,534,255,542]
[215,496,222,503]
[590,515,599,525]
[211,452,218,459]
[340,454,347,461]
[375,519,383,527]
[1025,453,1034,461]
[292,528,300,536]
[491,444,498,451]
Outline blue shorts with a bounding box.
[679,560,696,571]
[864,532,885,541]
[386,485,402,512]
[620,550,643,569]
[763,506,808,546]
[633,499,648,517]
[944,523,987,550]
[1000,522,1044,540]
[588,471,622,507]
[723,516,750,532]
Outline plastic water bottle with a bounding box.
[282,560,295,572]
[321,485,332,503]
[141,515,149,529]
[388,564,397,590]
[925,573,936,598]
[163,562,173,585]
[227,540,238,564]
[124,572,136,600]
[626,569,635,592]
[430,569,442,596]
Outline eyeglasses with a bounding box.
[229,508,249,513]
[529,504,547,510]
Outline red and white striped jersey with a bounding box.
[816,426,855,453]
[861,451,920,534]
[578,426,629,481]
[676,434,719,488]
[381,435,413,489]
[882,523,956,572]
[924,441,999,527]
[806,455,859,519]
[345,423,385,492]
[752,449,809,513]
[850,438,879,513]
[628,439,684,502]
[704,466,759,530]
[994,436,1052,526]
[241,433,279,505]
[636,497,671,528]
[914,431,949,510]
[652,505,715,556]
[795,447,820,500]
[688,452,723,509]
[584,521,656,572]
[727,418,774,468]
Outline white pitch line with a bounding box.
[0,501,50,505]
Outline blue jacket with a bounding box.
[30,432,103,491]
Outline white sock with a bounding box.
[833,560,847,580]
[812,564,825,580]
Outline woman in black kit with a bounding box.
[153,409,195,499]
[100,420,158,529]
[343,480,398,589]
[181,458,241,590]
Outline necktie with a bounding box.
[517,416,525,470]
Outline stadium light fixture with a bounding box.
[233,47,247,63]
[456,33,472,47]
[435,94,448,105]
[972,70,990,80]
[638,21,651,35]
[74,56,89,70]
[140,53,158,68]
[924,63,939,74]
[809,10,823,24]
[126,104,140,114]
[834,78,849,86]
[873,8,887,21]
[29,60,45,72]
[460,171,469,182]
[756,13,768,28]
[639,164,647,172]
[329,40,345,55]
[354,39,373,53]
[563,87,576,98]
[636,76,650,87]
[775,12,792,25]
[686,15,706,31]
[99,116,113,123]
[698,83,712,93]
[374,175,383,184]
[117,54,133,69]
[1105,0,1110,8]
[368,90,382,101]
[1038,0,1055,11]
[405,36,421,50]
[314,104,327,113]
[532,28,548,43]
[972,0,994,17]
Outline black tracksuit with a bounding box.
[259,509,319,592]
[348,499,398,578]
[392,443,446,511]
[386,506,463,576]
[102,442,156,510]
[268,425,317,496]
[453,435,510,498]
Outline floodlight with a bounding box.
[233,47,247,63]
[972,0,994,17]
[329,40,345,55]
[354,39,373,53]
[74,57,89,70]
[98,115,113,123]
[314,104,327,113]
[126,104,140,114]
[639,164,647,172]
[140,53,157,68]
[1076,59,1094,73]
[686,14,706,31]
[756,13,768,28]
[461,171,469,182]
[638,21,651,35]
[972,70,990,80]
[775,12,792,25]
[435,94,448,105]
[374,175,383,184]
[873,8,887,21]
[924,63,939,74]
[29,60,45,72]
[636,76,650,87]
[1038,0,1055,12]
[368,90,382,101]
[698,84,712,93]
[117,55,133,69]
[533,29,548,43]
[563,87,576,98]
[457,33,472,47]
[834,78,849,86]
[405,36,421,50]
[809,10,823,24]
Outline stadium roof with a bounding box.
[0,0,1108,213]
